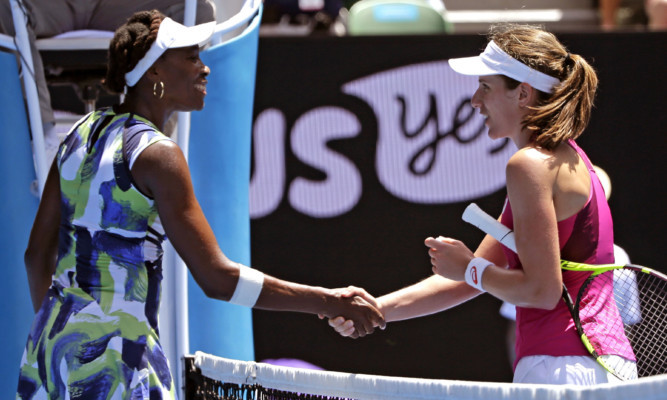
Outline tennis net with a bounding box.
[185,351,667,400]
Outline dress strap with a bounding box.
[567,139,595,172]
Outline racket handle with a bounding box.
[462,203,517,253]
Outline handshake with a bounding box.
[319,235,476,338]
[319,286,386,339]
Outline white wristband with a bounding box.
[465,257,493,292]
[229,265,264,307]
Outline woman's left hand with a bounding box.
[424,237,475,281]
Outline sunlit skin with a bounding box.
[116,45,210,132]
[128,48,384,336]
[155,46,210,112]
[25,39,385,339]
[470,75,532,146]
[425,76,586,310]
[329,74,591,336]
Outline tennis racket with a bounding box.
[461,203,667,380]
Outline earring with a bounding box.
[153,81,165,99]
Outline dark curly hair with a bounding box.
[105,10,165,93]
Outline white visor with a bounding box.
[448,41,560,93]
[124,17,215,87]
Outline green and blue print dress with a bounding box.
[17,108,177,399]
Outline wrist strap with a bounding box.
[465,257,493,292]
[229,265,264,307]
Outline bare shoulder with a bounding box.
[505,147,558,230]
[133,138,187,174]
[137,138,182,161]
[506,146,556,182]
[131,139,190,198]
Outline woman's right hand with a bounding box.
[325,287,385,338]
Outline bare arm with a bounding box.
[376,275,476,322]
[332,149,566,339]
[131,140,384,335]
[329,229,509,336]
[494,149,563,308]
[24,160,61,312]
[427,149,563,309]
[378,232,507,322]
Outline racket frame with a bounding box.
[460,203,664,380]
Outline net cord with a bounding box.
[190,352,667,400]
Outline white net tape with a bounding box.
[191,352,667,400]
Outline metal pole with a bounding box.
[170,1,197,397]
[0,33,16,49]
[11,0,47,195]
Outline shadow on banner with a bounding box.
[0,50,40,396]
[188,9,262,360]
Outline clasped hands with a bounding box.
[325,236,474,338]
[323,286,385,339]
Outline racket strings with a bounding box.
[576,269,667,379]
[582,269,667,378]
[630,272,667,377]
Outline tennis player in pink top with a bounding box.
[327,24,635,385]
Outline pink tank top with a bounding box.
[500,140,634,369]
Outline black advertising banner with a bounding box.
[248,32,666,382]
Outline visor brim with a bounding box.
[448,56,498,76]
